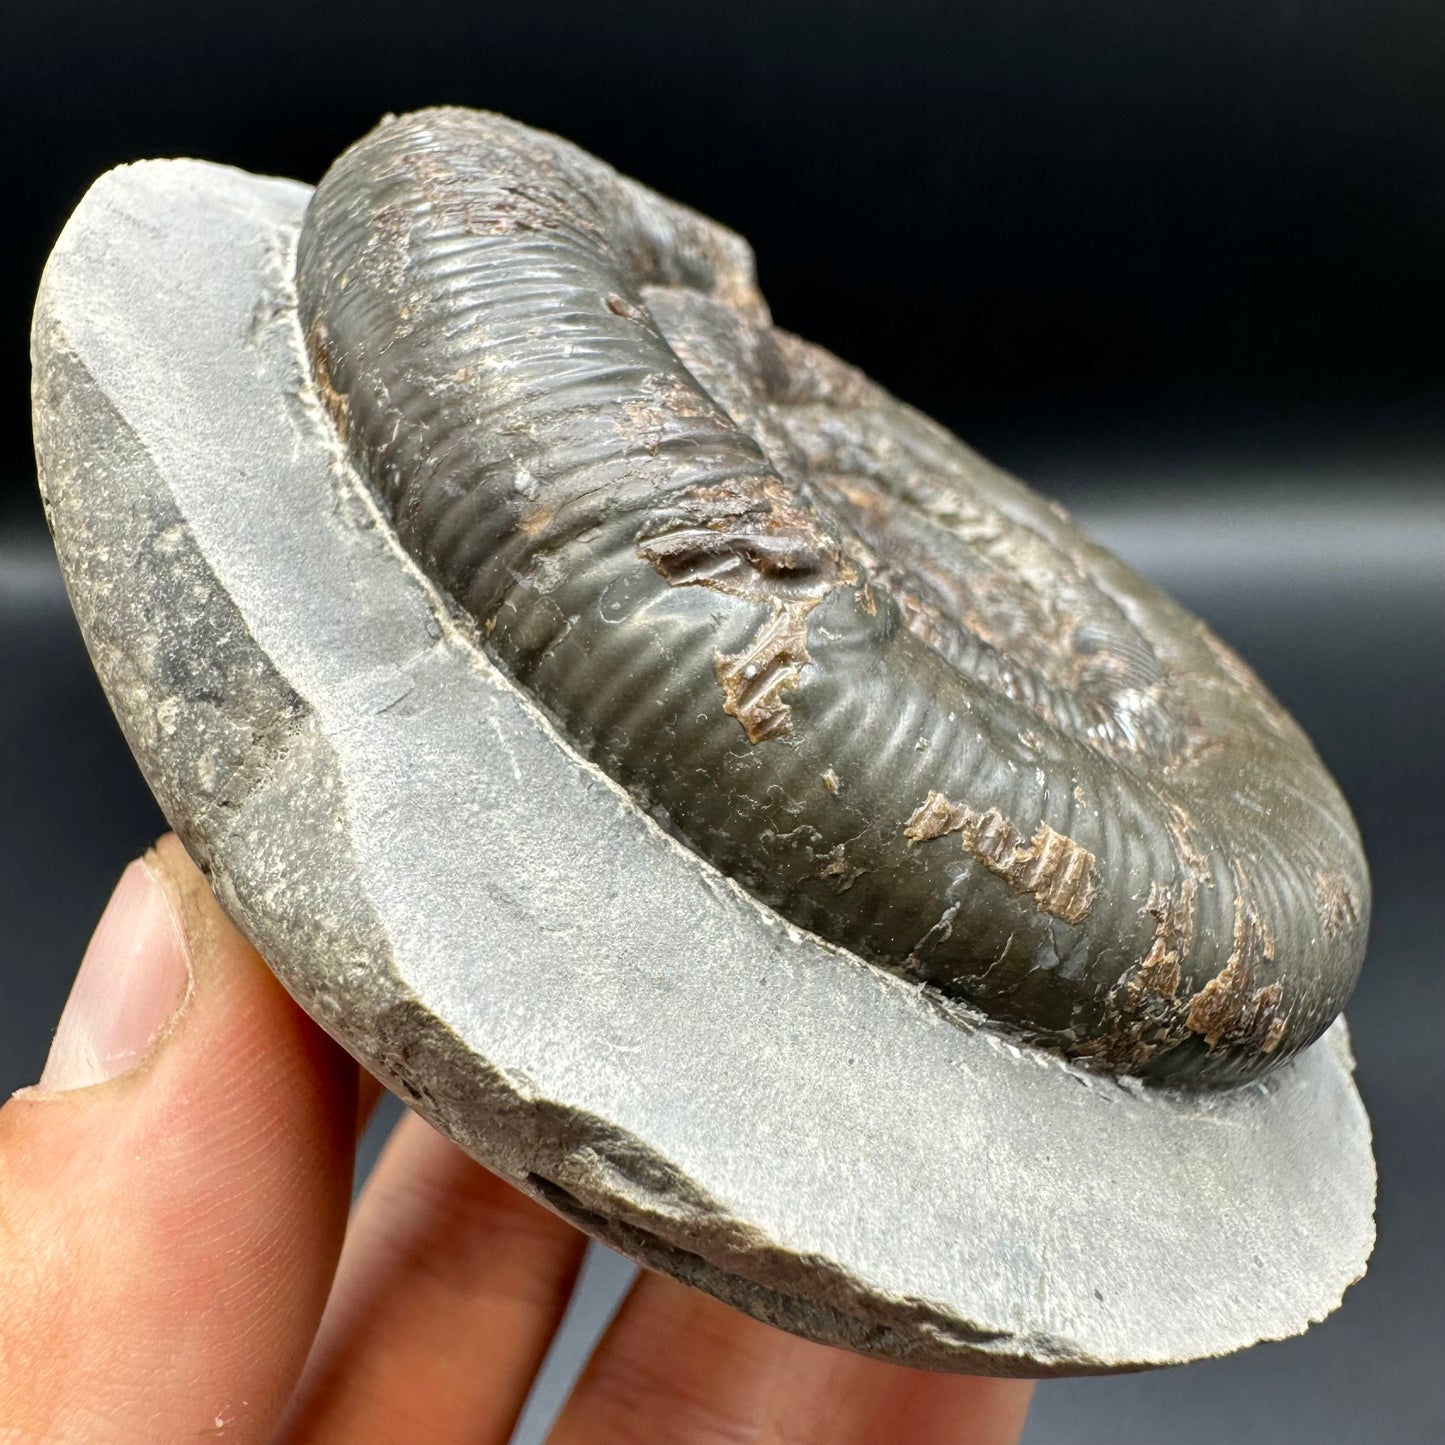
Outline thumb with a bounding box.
[0,836,359,1443]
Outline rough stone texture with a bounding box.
[30,159,1375,1376]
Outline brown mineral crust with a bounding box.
[819,841,866,892]
[1136,878,1197,1000]
[1084,870,1290,1069]
[1005,822,1099,925]
[714,599,819,743]
[903,792,1098,925]
[638,475,859,741]
[902,790,969,845]
[305,323,350,443]
[1315,869,1362,941]
[1165,803,1212,883]
[1183,880,1287,1054]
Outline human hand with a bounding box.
[0,836,1034,1443]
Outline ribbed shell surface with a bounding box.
[295,108,1369,1086]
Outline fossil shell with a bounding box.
[31,151,1377,1375]
[297,107,1368,1086]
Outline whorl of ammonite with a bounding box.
[296,108,1368,1086]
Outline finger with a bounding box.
[275,1110,588,1445]
[550,1269,1034,1445]
[0,836,359,1444]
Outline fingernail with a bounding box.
[35,857,192,1092]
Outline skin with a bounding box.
[0,837,1033,1444]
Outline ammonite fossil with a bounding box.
[297,108,1368,1087]
[31,112,1376,1373]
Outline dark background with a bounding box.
[1,2,1441,1441]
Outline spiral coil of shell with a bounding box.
[297,108,1368,1086]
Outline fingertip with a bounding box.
[20,852,189,1097]
[0,837,358,1441]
